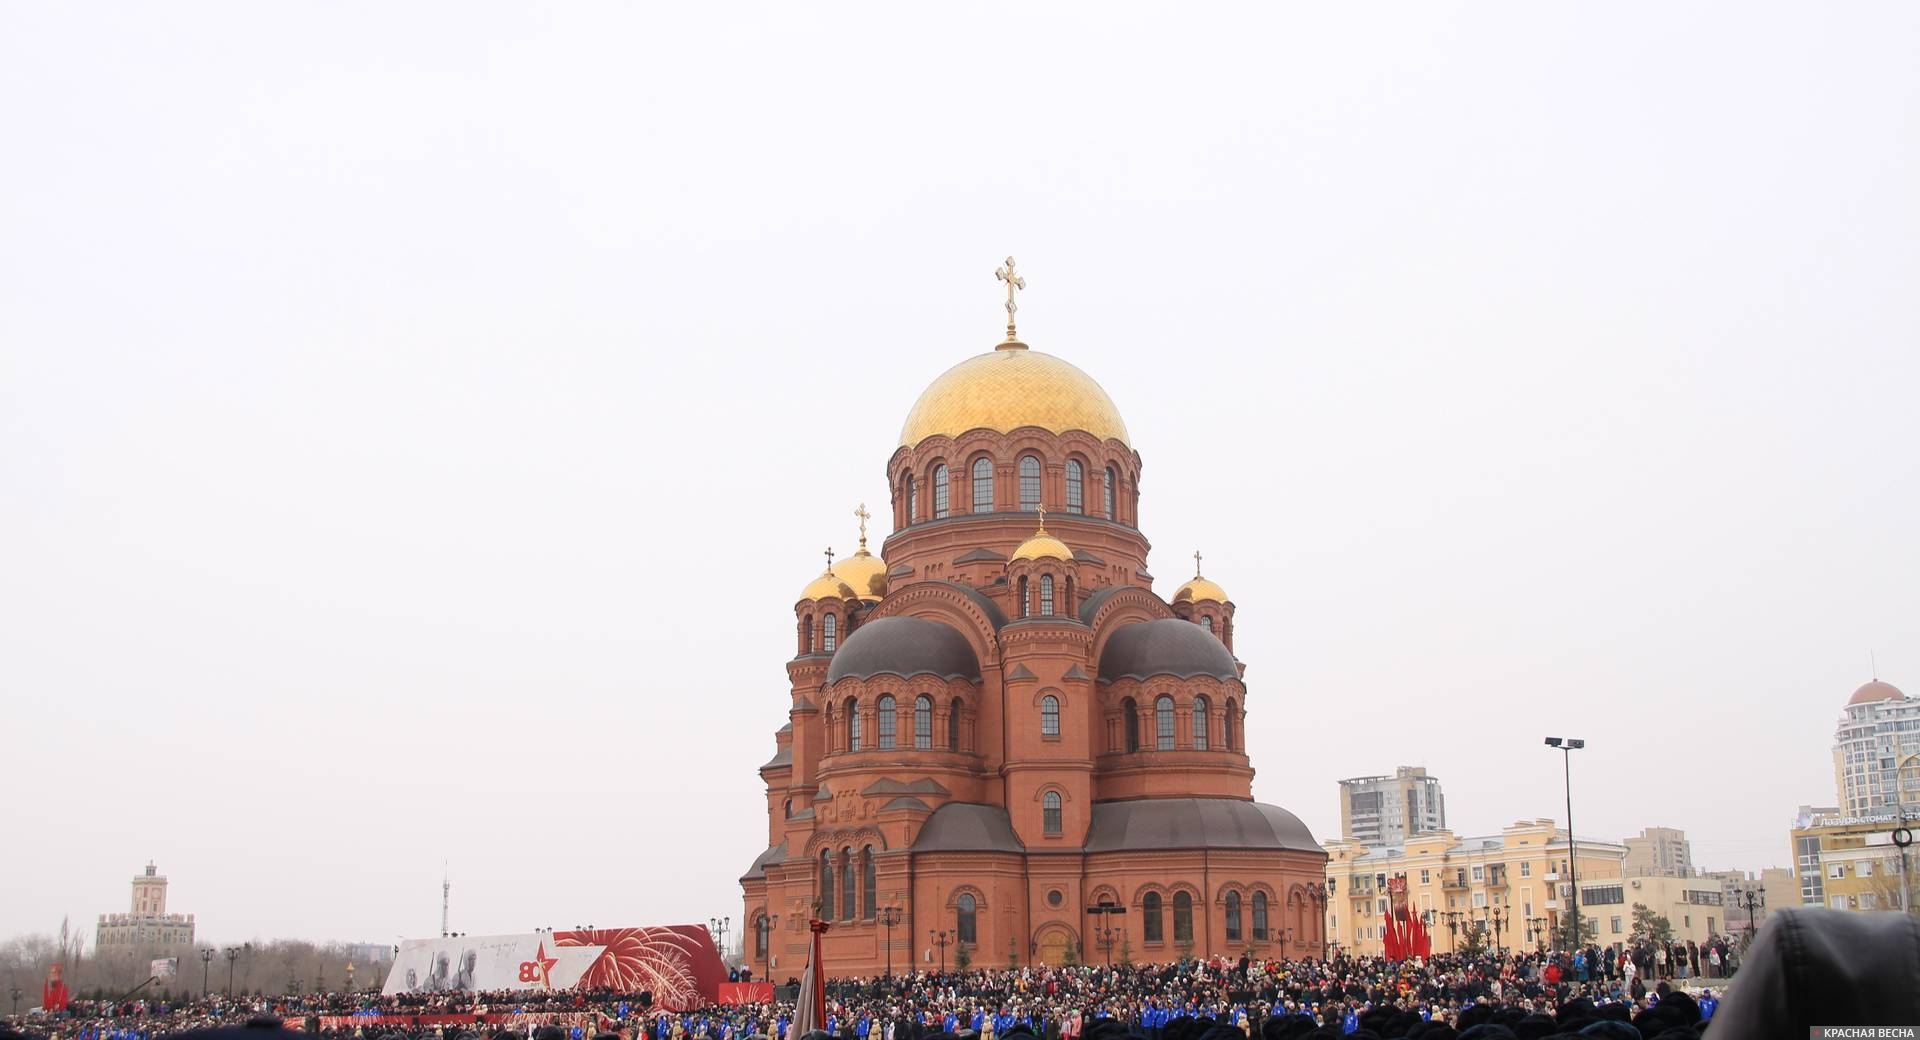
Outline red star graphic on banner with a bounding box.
[532,942,558,989]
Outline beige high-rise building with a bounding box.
[1324,819,1626,957]
[1831,678,1920,817]
[1337,766,1446,847]
[1623,826,1693,877]
[97,862,195,948]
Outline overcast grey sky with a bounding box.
[3,2,1917,947]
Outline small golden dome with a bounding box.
[1011,512,1073,562]
[836,547,889,602]
[1173,576,1230,604]
[899,343,1130,447]
[800,570,858,602]
[1173,551,1229,603]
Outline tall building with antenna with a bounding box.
[1832,676,1918,816]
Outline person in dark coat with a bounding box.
[1709,906,1920,1037]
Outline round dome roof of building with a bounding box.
[1099,618,1240,682]
[1084,798,1320,853]
[1848,680,1906,707]
[1173,576,1230,604]
[799,570,859,602]
[898,344,1130,447]
[835,547,889,602]
[826,616,982,683]
[1011,517,1073,562]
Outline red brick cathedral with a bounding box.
[742,263,1326,976]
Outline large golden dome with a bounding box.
[899,343,1130,447]
[836,546,889,602]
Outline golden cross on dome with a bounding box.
[854,503,870,548]
[1035,503,1047,529]
[1194,549,1204,577]
[995,256,1026,343]
[824,546,835,571]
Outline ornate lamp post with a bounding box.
[754,915,780,978]
[1734,888,1765,945]
[708,917,731,959]
[200,949,215,997]
[1307,883,1329,960]
[929,929,953,974]
[1444,911,1461,953]
[10,987,21,1017]
[1085,901,1127,965]
[1486,907,1507,956]
[1544,737,1588,952]
[879,907,903,978]
[1527,916,1548,951]
[224,946,242,996]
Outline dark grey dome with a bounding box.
[827,616,981,683]
[1098,618,1239,682]
[1085,798,1320,853]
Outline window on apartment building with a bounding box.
[1860,893,1879,910]
[1861,861,1875,877]
[1472,866,1484,881]
[1520,862,1531,877]
[1831,895,1847,910]
[1610,917,1622,934]
[1524,901,1533,916]
[1472,892,1487,908]
[1683,915,1691,928]
[1421,870,1430,885]
[1829,863,1846,879]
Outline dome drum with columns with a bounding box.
[747,260,1323,975]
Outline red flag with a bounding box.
[789,919,829,1039]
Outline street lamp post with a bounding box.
[200,949,214,997]
[709,917,731,960]
[1544,737,1587,952]
[1735,888,1765,945]
[1486,907,1507,956]
[10,987,21,1017]
[755,915,780,979]
[224,946,241,996]
[1444,911,1461,953]
[1085,901,1127,965]
[1527,916,1548,951]
[929,929,953,974]
[879,907,902,978]
[1307,883,1329,960]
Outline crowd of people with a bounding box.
[1,945,1739,1040]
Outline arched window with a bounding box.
[948,698,962,752]
[1039,574,1055,616]
[1225,699,1237,751]
[783,798,792,819]
[755,915,769,958]
[972,457,994,513]
[1156,695,1175,750]
[845,697,861,752]
[907,475,918,523]
[956,894,977,945]
[1193,696,1210,751]
[1225,891,1243,941]
[1173,891,1194,942]
[932,464,950,519]
[1142,892,1164,943]
[861,846,876,919]
[1041,695,1060,737]
[1043,791,1063,835]
[818,850,835,920]
[1123,697,1140,753]
[1065,460,1084,513]
[838,848,854,921]
[802,615,814,654]
[822,613,837,652]
[1018,576,1029,618]
[914,695,933,749]
[1104,466,1118,520]
[877,695,897,750]
[1019,455,1041,510]
[1202,616,1214,633]
[1252,892,1269,940]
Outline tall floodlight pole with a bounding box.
[1545,738,1587,950]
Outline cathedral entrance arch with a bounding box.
[1035,923,1077,965]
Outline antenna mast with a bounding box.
[441,863,450,938]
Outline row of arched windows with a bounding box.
[817,846,879,922]
[829,695,963,753]
[1136,891,1273,943]
[1119,695,1239,753]
[902,455,1133,524]
[1015,574,1074,619]
[800,613,840,655]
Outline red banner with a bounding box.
[715,983,774,1005]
